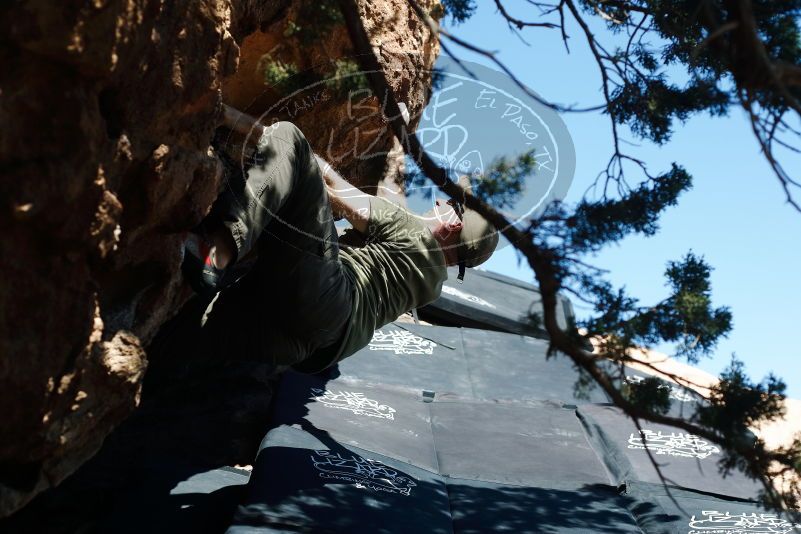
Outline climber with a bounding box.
[181,105,498,374]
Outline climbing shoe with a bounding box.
[182,231,227,298]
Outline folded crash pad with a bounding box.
[335,322,475,397]
[227,425,452,534]
[273,374,609,488]
[419,266,576,338]
[271,373,438,471]
[228,406,640,534]
[460,328,609,404]
[237,381,642,533]
[447,479,642,534]
[623,481,795,534]
[100,464,250,534]
[430,398,609,487]
[617,366,705,419]
[577,404,762,501]
[330,323,607,404]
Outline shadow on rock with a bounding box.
[1,295,281,533]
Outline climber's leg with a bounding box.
[193,222,352,370]
[196,121,352,368]
[212,121,335,262]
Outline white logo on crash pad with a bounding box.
[310,450,417,496]
[625,374,696,403]
[368,329,437,355]
[441,284,497,309]
[310,388,396,420]
[628,429,720,459]
[688,509,800,533]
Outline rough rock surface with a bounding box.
[0,0,439,518]
[222,0,440,199]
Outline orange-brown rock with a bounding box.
[222,0,440,196]
[0,0,439,517]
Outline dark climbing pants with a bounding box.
[198,121,353,371]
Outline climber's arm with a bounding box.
[314,155,371,234]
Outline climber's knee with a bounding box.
[271,120,304,142]
[254,121,313,175]
[257,121,305,152]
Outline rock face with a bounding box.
[0,0,439,517]
[222,0,439,199]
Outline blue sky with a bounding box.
[441,1,801,397]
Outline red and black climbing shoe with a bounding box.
[182,232,227,298]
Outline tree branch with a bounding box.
[406,0,607,113]
[493,0,560,29]
[337,0,798,510]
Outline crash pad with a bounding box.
[271,373,438,471]
[447,479,642,534]
[460,328,609,404]
[227,425,452,534]
[419,267,576,338]
[430,397,609,487]
[99,464,250,534]
[577,404,762,501]
[623,481,795,534]
[335,323,475,397]
[615,365,705,419]
[330,324,607,404]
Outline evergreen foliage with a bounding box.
[324,58,371,96]
[333,0,801,512]
[284,0,344,44]
[439,0,477,24]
